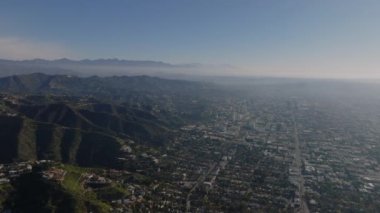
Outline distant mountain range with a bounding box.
[1,58,176,67]
[0,58,234,78]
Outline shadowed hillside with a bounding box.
[0,115,122,167]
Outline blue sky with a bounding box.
[0,0,379,78]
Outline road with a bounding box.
[185,147,237,212]
[185,162,217,212]
[292,113,310,213]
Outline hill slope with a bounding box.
[0,115,122,167]
[0,73,208,166]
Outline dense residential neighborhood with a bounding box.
[1,85,379,212]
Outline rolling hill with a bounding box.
[0,73,208,166]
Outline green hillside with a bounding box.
[2,165,115,213]
[0,115,122,167]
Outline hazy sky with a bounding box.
[0,0,379,78]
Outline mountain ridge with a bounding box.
[0,72,206,96]
[0,58,236,78]
[0,73,212,167]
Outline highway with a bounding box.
[292,112,310,213]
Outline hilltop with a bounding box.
[0,73,213,166]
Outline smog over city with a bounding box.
[0,1,379,212]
